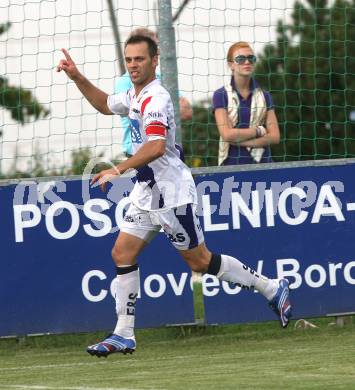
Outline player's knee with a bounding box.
[188,261,207,273]
[183,247,211,273]
[111,246,119,264]
[111,246,130,265]
[111,245,136,267]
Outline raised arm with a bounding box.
[56,48,112,115]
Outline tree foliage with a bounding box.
[181,0,355,166]
[0,77,50,125]
[181,103,219,167]
[1,147,107,179]
[255,0,355,161]
[0,22,49,126]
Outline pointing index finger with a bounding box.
[61,48,72,62]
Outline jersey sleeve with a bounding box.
[107,92,130,116]
[263,91,274,110]
[141,94,169,140]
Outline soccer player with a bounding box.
[56,34,292,358]
[115,27,192,158]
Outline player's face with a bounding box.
[230,47,255,77]
[125,42,158,88]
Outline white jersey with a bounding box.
[107,79,197,211]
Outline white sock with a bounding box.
[113,266,139,339]
[217,254,278,300]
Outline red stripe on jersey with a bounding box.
[141,96,152,115]
[146,121,167,137]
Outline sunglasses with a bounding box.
[234,55,257,65]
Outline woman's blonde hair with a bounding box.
[227,41,253,62]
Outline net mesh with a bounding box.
[0,0,354,177]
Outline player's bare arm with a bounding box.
[91,139,166,192]
[56,48,111,115]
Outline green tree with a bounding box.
[255,0,355,161]
[181,103,219,167]
[68,147,107,176]
[1,147,108,179]
[0,22,49,129]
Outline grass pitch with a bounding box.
[0,318,354,390]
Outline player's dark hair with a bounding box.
[125,35,158,58]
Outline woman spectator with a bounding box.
[213,41,280,165]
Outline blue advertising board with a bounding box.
[1,160,355,336]
[195,162,355,324]
[0,177,194,336]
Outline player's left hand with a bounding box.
[91,167,120,192]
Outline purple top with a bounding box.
[212,77,274,165]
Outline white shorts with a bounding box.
[120,203,205,250]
